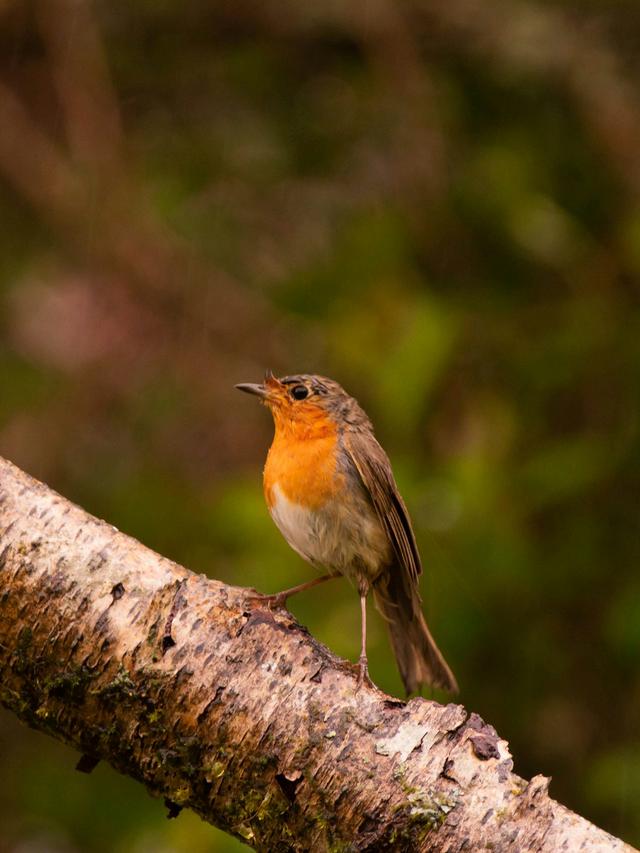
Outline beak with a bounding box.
[235,382,268,399]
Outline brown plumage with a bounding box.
[235,372,458,695]
[343,430,457,693]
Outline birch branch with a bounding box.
[0,456,634,852]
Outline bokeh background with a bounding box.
[1,0,639,850]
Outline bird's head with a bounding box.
[235,371,370,434]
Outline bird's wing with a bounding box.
[343,430,422,583]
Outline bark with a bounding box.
[0,455,634,853]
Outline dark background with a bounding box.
[1,1,639,850]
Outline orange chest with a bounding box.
[263,432,344,511]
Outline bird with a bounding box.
[235,370,458,694]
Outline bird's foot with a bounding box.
[355,654,376,691]
[246,590,289,610]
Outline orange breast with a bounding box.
[264,419,344,511]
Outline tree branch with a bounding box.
[0,455,634,852]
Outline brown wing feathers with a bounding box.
[344,429,459,694]
[344,432,421,584]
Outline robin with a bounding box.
[235,371,458,694]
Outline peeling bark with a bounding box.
[0,456,635,852]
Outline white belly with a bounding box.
[269,483,390,582]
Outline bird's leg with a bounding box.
[356,586,375,689]
[247,573,336,610]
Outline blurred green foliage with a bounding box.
[1,0,639,850]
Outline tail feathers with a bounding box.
[373,570,458,695]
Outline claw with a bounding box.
[246,591,288,610]
[355,655,376,691]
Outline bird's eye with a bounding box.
[291,385,308,400]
